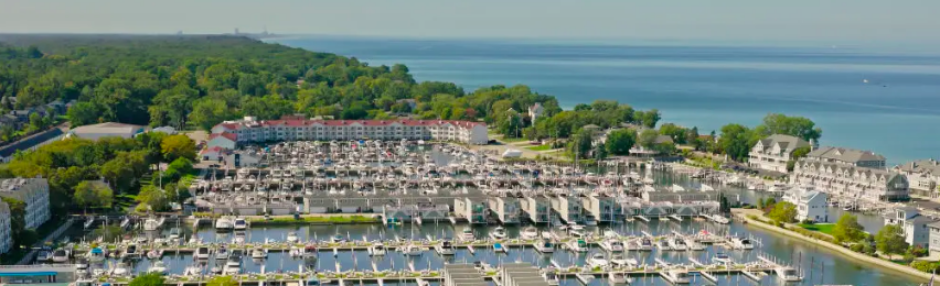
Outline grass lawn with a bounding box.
[526,144,553,151]
[800,223,835,235]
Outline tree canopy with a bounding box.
[767,201,797,223]
[832,213,865,243]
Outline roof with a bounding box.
[928,221,940,229]
[70,122,147,140]
[654,135,674,145]
[200,146,226,154]
[807,146,886,164]
[0,128,64,157]
[756,134,809,154]
[895,159,940,175]
[209,132,237,141]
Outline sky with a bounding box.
[2,0,939,44]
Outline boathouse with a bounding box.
[488,197,522,224]
[454,197,488,224]
[550,195,583,224]
[520,196,551,224]
[0,264,77,284]
[582,194,622,223]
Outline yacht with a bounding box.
[543,270,560,286]
[586,252,609,268]
[636,238,653,251]
[112,262,131,276]
[660,270,691,284]
[122,244,140,259]
[566,239,589,253]
[731,236,754,250]
[215,247,230,260]
[87,248,106,262]
[289,246,307,257]
[215,216,234,231]
[493,242,507,253]
[287,231,300,243]
[148,261,168,275]
[600,239,624,253]
[458,228,475,241]
[147,249,163,259]
[668,237,688,251]
[369,243,386,256]
[36,248,53,262]
[233,217,249,231]
[52,249,70,263]
[489,227,507,240]
[330,234,346,243]
[609,272,630,285]
[568,225,586,238]
[401,244,424,256]
[775,266,803,282]
[610,253,638,267]
[533,239,554,253]
[195,247,211,260]
[435,241,455,255]
[251,248,267,259]
[520,226,539,240]
[185,265,203,276]
[223,257,241,275]
[583,214,598,226]
[713,253,733,264]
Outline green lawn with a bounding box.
[800,223,835,235]
[526,144,553,151]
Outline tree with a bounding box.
[759,113,822,142]
[67,102,102,126]
[767,201,796,223]
[567,128,594,160]
[130,273,165,286]
[73,181,113,211]
[137,185,168,212]
[832,214,865,243]
[718,124,751,162]
[207,276,238,286]
[189,98,230,131]
[875,224,908,255]
[604,129,636,156]
[161,134,196,162]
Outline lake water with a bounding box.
[272,36,940,165]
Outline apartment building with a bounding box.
[748,134,810,173]
[791,146,908,201]
[885,207,934,248]
[0,178,50,229]
[0,200,11,254]
[211,116,489,145]
[893,159,940,197]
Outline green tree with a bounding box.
[567,128,594,160]
[832,214,865,243]
[768,201,796,223]
[604,129,636,156]
[718,123,752,162]
[189,98,231,131]
[129,273,166,286]
[73,181,113,211]
[161,134,196,162]
[137,185,168,212]
[875,224,908,255]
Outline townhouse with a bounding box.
[748,134,810,173]
[791,146,908,201]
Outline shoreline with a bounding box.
[732,209,932,282]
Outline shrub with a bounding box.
[849,243,864,252]
[800,219,815,225]
[911,261,940,273]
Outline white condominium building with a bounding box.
[0,178,51,229]
[0,200,11,254]
[893,159,940,197]
[748,134,810,173]
[211,116,489,146]
[791,146,908,201]
[782,186,829,222]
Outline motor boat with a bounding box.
[600,239,624,253]
[330,234,346,243]
[223,257,241,275]
[401,244,424,256]
[731,236,754,250]
[52,248,70,263]
[215,216,234,231]
[143,218,161,231]
[609,272,630,285]
[215,247,230,260]
[303,245,318,259]
[75,259,89,276]
[122,244,140,259]
[521,226,539,240]
[636,238,653,251]
[289,246,307,257]
[713,253,732,264]
[775,266,803,282]
[669,237,688,251]
[195,247,211,260]
[251,247,268,259]
[568,225,586,238]
[147,249,163,259]
[113,262,131,276]
[87,248,106,262]
[660,270,691,284]
[543,270,560,286]
[435,241,455,255]
[36,248,53,262]
[586,252,609,268]
[149,261,168,275]
[185,265,202,276]
[458,228,475,241]
[287,231,300,243]
[490,227,507,240]
[610,253,637,267]
[533,239,554,253]
[369,243,386,256]
[233,217,249,231]
[566,239,589,252]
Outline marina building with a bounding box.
[65,122,149,140]
[442,264,487,286]
[550,195,583,223]
[454,197,488,224]
[500,263,551,286]
[520,196,551,224]
[884,207,934,248]
[0,264,77,284]
[791,146,908,201]
[211,116,489,145]
[488,197,522,224]
[582,194,622,223]
[893,159,940,197]
[0,178,50,229]
[0,200,11,254]
[783,186,829,222]
[747,134,810,173]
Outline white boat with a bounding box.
[36,249,53,262]
[668,237,688,251]
[685,237,706,251]
[603,230,620,239]
[168,227,182,240]
[113,262,131,276]
[87,248,106,262]
[610,253,638,267]
[149,261,168,274]
[215,247,230,260]
[223,257,241,275]
[251,248,267,259]
[52,249,70,263]
[401,244,424,256]
[330,234,346,243]
[146,249,163,259]
[543,271,560,286]
[586,252,609,268]
[289,246,306,257]
[435,241,455,255]
[458,228,475,241]
[533,239,554,253]
[568,225,586,238]
[609,272,630,285]
[233,217,249,231]
[143,218,162,231]
[369,243,387,256]
[775,266,803,282]
[713,253,732,264]
[731,236,754,250]
[636,238,653,251]
[566,239,589,253]
[287,231,300,243]
[600,239,624,253]
[489,227,507,240]
[520,226,539,240]
[122,244,140,259]
[184,265,202,276]
[215,216,234,231]
[660,269,691,284]
[655,239,671,251]
[195,247,211,260]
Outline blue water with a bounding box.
[273,36,940,164]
